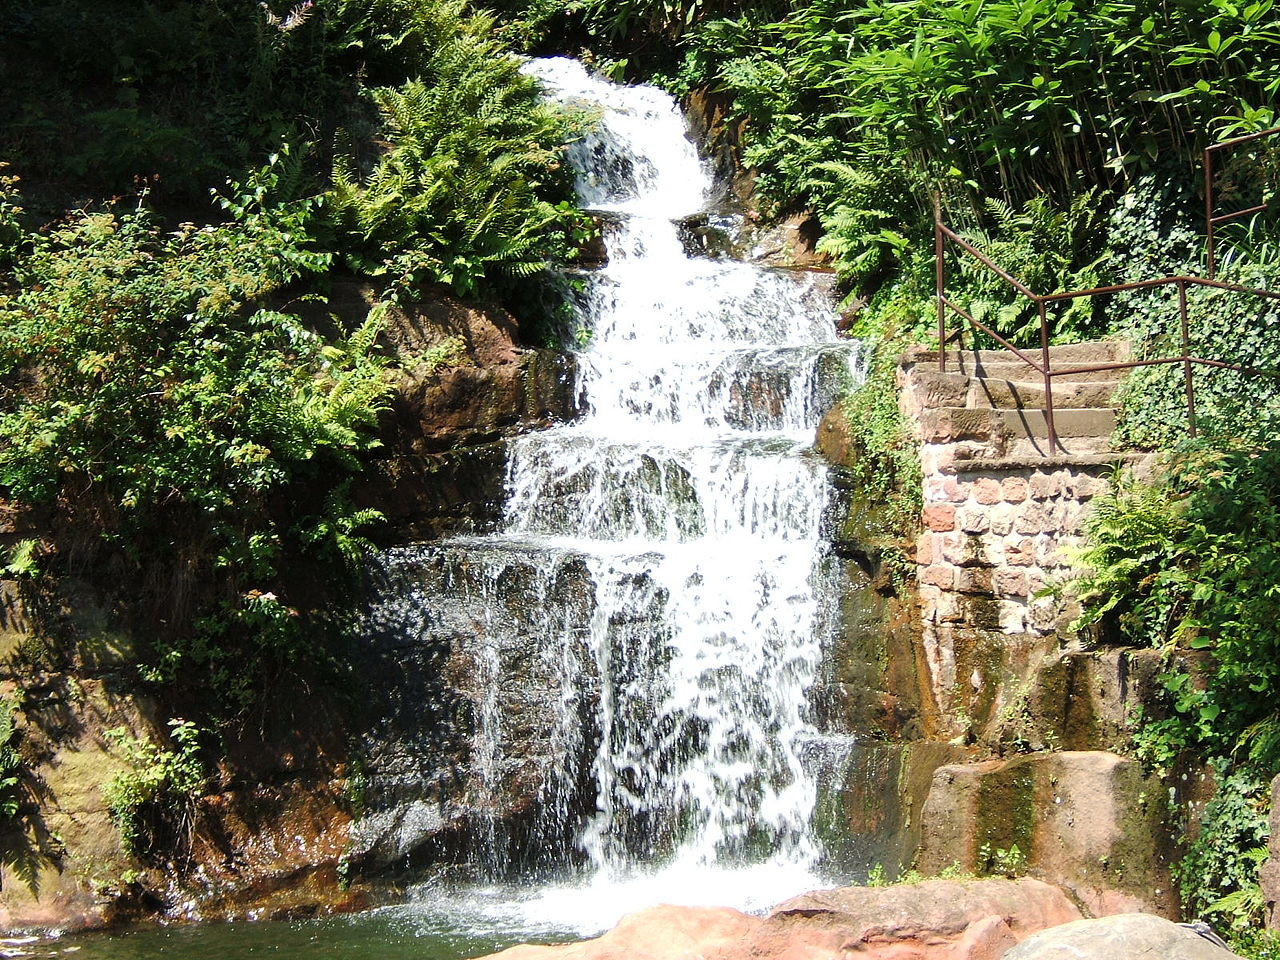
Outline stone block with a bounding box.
[999,600,1028,634]
[957,508,991,534]
[995,570,1029,597]
[916,535,935,566]
[923,476,959,504]
[1015,504,1054,535]
[956,568,994,594]
[923,504,957,532]
[934,590,963,624]
[1029,473,1060,500]
[921,564,956,589]
[1005,538,1036,567]
[921,444,956,474]
[974,477,1002,505]
[990,504,1016,536]
[1002,476,1029,503]
[940,534,998,568]
[915,752,1179,920]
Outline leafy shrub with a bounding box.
[104,720,207,858]
[663,0,1280,325]
[0,161,391,707]
[1106,178,1280,449]
[837,338,922,584]
[1175,764,1270,931]
[1073,443,1280,926]
[329,13,588,298]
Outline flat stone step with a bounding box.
[920,406,1117,445]
[903,341,1133,383]
[907,368,1121,411]
[908,340,1131,366]
[947,448,1157,477]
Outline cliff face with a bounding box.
[0,281,582,931]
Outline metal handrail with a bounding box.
[1205,125,1280,280]
[934,224,1280,453]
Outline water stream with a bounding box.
[59,58,865,959]
[362,58,863,934]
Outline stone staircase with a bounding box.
[900,341,1139,471]
[900,339,1157,730]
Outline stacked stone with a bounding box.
[916,466,1109,639]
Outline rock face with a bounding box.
[359,284,582,541]
[0,281,583,931]
[915,751,1177,918]
[1262,774,1280,929]
[482,878,1082,960]
[1004,914,1241,959]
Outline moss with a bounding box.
[975,756,1037,866]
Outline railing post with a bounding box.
[1039,299,1057,453]
[1205,147,1216,281]
[1178,280,1198,437]
[936,217,947,372]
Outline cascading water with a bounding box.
[366,58,863,935]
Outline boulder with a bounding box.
[480,877,1081,960]
[915,751,1177,918]
[1003,913,1240,959]
[489,905,759,960]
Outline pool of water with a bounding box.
[28,904,544,960]
[36,860,837,960]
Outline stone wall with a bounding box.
[901,365,1145,740]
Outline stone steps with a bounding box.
[920,407,1117,442]
[903,341,1132,385]
[907,369,1121,412]
[908,341,1131,367]
[904,339,1132,472]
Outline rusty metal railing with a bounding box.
[935,226,1280,451]
[934,130,1280,454]
[1206,125,1280,280]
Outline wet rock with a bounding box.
[915,751,1178,918]
[746,212,830,271]
[1003,914,1241,959]
[986,647,1165,754]
[480,877,1081,960]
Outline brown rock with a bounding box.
[1005,913,1241,959]
[486,905,761,960]
[481,879,1081,960]
[916,752,1178,918]
[1265,774,1280,929]
[924,505,958,532]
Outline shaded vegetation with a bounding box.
[0,0,589,722]
[1072,444,1280,934]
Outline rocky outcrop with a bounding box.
[1004,914,1241,959]
[915,751,1178,918]
[1262,775,1280,929]
[0,280,584,932]
[481,878,1082,960]
[357,283,582,541]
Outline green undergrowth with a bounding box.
[1072,443,1280,933]
[836,338,922,587]
[104,720,207,860]
[0,158,391,711]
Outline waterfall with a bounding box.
[367,58,862,932]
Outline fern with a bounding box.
[325,10,585,299]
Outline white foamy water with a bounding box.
[368,57,863,936]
